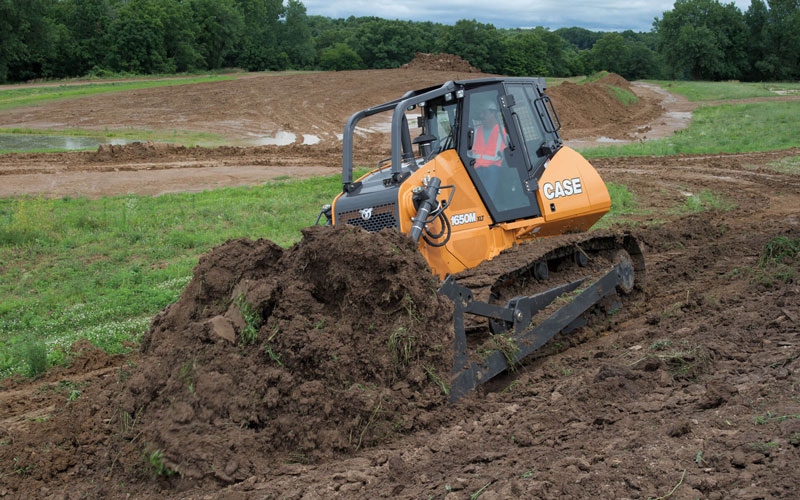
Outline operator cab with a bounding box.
[415,79,563,223]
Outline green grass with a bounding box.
[765,155,800,175]
[604,85,638,106]
[0,127,225,151]
[0,172,362,377]
[579,71,610,84]
[0,76,234,112]
[594,181,637,229]
[681,189,734,212]
[581,101,800,158]
[646,80,800,101]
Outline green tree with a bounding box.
[655,0,748,80]
[436,19,504,73]
[503,31,548,76]
[281,0,315,68]
[190,0,244,69]
[106,0,172,73]
[235,0,285,70]
[0,0,59,82]
[319,42,363,70]
[352,19,430,69]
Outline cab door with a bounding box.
[458,84,542,224]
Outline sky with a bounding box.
[303,0,753,32]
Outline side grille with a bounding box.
[338,203,398,232]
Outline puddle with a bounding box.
[251,131,296,146]
[595,136,628,143]
[302,134,320,145]
[0,134,137,151]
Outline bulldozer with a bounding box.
[316,77,645,401]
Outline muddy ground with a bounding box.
[1,69,800,499]
[0,68,675,197]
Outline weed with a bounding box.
[470,480,495,499]
[650,339,673,351]
[604,85,639,106]
[146,449,176,477]
[521,468,535,478]
[492,333,520,371]
[263,325,282,366]
[68,389,81,401]
[388,327,416,369]
[765,155,800,175]
[179,360,196,393]
[235,294,262,345]
[682,190,734,213]
[24,342,48,378]
[758,236,800,268]
[647,469,686,500]
[424,366,450,395]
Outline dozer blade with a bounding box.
[440,250,636,402]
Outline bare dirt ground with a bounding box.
[1,70,799,499]
[0,68,665,198]
[1,147,799,499]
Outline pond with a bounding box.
[0,134,138,151]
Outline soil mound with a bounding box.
[90,141,186,162]
[403,52,480,72]
[121,225,453,481]
[548,75,649,137]
[595,72,632,89]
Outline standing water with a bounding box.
[0,134,137,151]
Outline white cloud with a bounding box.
[304,0,753,32]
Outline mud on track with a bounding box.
[1,148,799,499]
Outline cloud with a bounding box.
[304,0,752,32]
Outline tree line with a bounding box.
[1,0,798,83]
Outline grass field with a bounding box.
[0,76,234,112]
[580,100,800,158]
[647,80,800,101]
[0,174,353,377]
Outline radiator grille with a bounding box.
[338,203,398,232]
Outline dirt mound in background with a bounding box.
[119,225,453,482]
[595,72,632,89]
[90,141,187,162]
[403,52,480,72]
[549,75,660,138]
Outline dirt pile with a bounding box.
[403,52,480,72]
[595,71,632,89]
[119,225,453,481]
[549,73,659,138]
[91,141,187,162]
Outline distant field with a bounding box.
[581,100,800,158]
[0,75,235,111]
[647,79,800,101]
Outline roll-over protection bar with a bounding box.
[341,81,459,190]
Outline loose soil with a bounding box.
[2,147,799,499]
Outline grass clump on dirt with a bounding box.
[646,80,800,101]
[681,189,734,213]
[765,155,800,175]
[0,172,359,378]
[0,76,234,112]
[755,236,800,285]
[581,101,800,158]
[594,182,639,229]
[604,85,638,106]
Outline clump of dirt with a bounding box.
[403,52,480,72]
[91,141,186,161]
[119,225,453,482]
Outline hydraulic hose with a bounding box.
[409,177,442,243]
